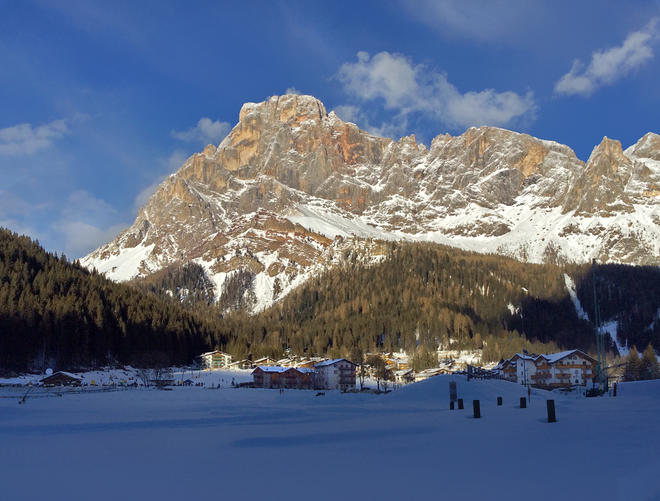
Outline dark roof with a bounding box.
[40,371,82,384]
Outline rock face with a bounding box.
[82,94,660,311]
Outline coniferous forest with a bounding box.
[0,229,221,373]
[216,243,659,362]
[1,228,658,373]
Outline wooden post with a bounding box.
[458,398,464,410]
[613,382,617,397]
[497,396,502,406]
[473,399,481,418]
[520,397,526,408]
[450,400,455,410]
[547,399,556,423]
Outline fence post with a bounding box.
[520,397,527,408]
[497,396,502,406]
[458,398,464,410]
[450,400,455,410]
[473,399,481,418]
[547,399,556,423]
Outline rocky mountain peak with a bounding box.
[82,95,660,313]
[626,132,660,161]
[587,136,625,168]
[238,94,327,125]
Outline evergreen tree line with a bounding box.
[2,228,657,374]
[571,263,660,352]
[133,262,215,306]
[212,242,658,363]
[622,345,660,381]
[0,229,224,373]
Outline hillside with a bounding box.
[0,228,220,373]
[214,242,660,362]
[3,228,657,373]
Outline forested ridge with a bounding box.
[217,242,659,363]
[1,229,658,373]
[0,228,220,373]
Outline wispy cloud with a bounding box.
[555,18,659,97]
[337,51,535,130]
[171,117,231,145]
[332,104,408,139]
[0,119,69,156]
[285,87,302,95]
[54,190,128,258]
[400,0,546,44]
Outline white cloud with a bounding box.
[60,190,118,223]
[337,51,535,129]
[555,19,659,97]
[0,119,69,156]
[332,104,408,139]
[55,220,126,259]
[400,0,545,44]
[171,117,231,144]
[53,190,128,258]
[332,105,361,124]
[285,87,302,95]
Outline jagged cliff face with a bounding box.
[82,94,660,311]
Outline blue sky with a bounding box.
[1,0,659,257]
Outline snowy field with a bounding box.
[0,367,255,387]
[1,376,659,501]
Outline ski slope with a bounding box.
[1,376,658,500]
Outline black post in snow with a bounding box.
[457,398,464,410]
[547,399,557,423]
[520,397,527,408]
[497,396,502,406]
[473,399,481,419]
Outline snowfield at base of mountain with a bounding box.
[81,94,660,313]
[2,376,659,501]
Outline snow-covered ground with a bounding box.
[1,375,658,500]
[0,367,254,387]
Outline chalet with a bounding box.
[531,350,597,388]
[297,358,325,369]
[413,367,447,382]
[497,350,597,388]
[252,366,314,389]
[252,356,276,367]
[384,353,410,371]
[394,369,414,384]
[314,359,357,390]
[199,350,232,369]
[40,371,82,387]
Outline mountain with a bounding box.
[82,94,660,312]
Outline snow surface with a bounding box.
[81,242,155,281]
[2,375,659,500]
[564,273,589,321]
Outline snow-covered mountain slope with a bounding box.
[82,94,660,312]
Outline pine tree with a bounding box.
[640,344,659,380]
[623,347,641,381]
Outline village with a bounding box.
[23,347,606,393]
